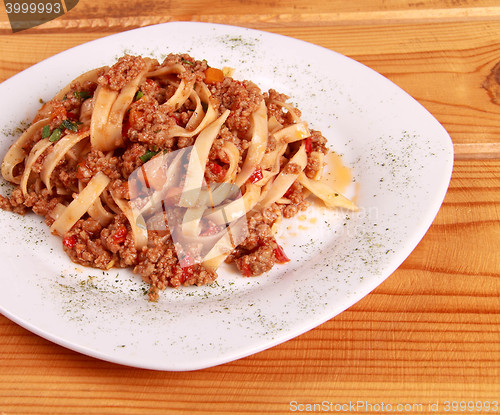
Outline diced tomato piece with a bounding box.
[249,167,263,184]
[208,161,223,175]
[241,261,252,277]
[170,114,182,126]
[111,225,128,244]
[122,119,131,138]
[207,161,226,181]
[179,265,193,284]
[179,253,197,283]
[204,67,225,84]
[50,104,67,121]
[63,235,77,249]
[75,161,89,180]
[304,136,313,153]
[179,272,187,285]
[179,262,199,284]
[274,243,290,264]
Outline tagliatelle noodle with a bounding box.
[204,183,260,226]
[220,141,240,183]
[163,79,194,111]
[234,99,268,188]
[259,144,308,207]
[298,172,358,211]
[1,118,50,184]
[132,148,188,221]
[53,67,106,102]
[111,191,148,250]
[90,61,151,151]
[19,138,52,195]
[272,122,310,143]
[86,189,115,227]
[202,215,248,272]
[179,109,230,208]
[40,130,91,193]
[50,172,111,236]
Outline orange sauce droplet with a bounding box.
[322,151,352,194]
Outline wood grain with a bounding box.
[1,23,499,147]
[1,1,500,414]
[0,159,499,413]
[2,0,500,32]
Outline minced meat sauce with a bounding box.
[0,53,328,300]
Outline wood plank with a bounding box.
[454,143,500,159]
[0,161,498,414]
[2,0,500,33]
[1,22,500,147]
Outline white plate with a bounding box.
[0,22,453,371]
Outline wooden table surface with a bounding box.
[1,1,499,414]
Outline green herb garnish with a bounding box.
[134,90,144,101]
[182,58,195,66]
[42,125,51,139]
[49,128,62,142]
[139,149,159,163]
[74,90,92,100]
[61,119,79,132]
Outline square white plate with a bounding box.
[0,22,453,370]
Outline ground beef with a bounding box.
[63,218,115,269]
[98,55,147,91]
[236,245,276,277]
[75,148,122,183]
[134,231,217,300]
[0,192,28,215]
[22,188,64,217]
[308,129,328,154]
[304,152,322,179]
[127,96,178,149]
[47,101,69,130]
[281,200,310,218]
[0,52,331,300]
[265,89,302,125]
[283,162,302,175]
[120,142,148,177]
[61,81,98,114]
[210,78,263,136]
[225,204,284,277]
[162,53,208,84]
[281,182,310,218]
[100,215,137,267]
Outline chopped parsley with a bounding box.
[182,58,195,66]
[43,119,81,143]
[134,90,144,101]
[61,119,80,132]
[139,149,159,163]
[48,128,62,142]
[74,90,92,100]
[42,125,51,139]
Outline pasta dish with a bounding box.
[0,53,356,300]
